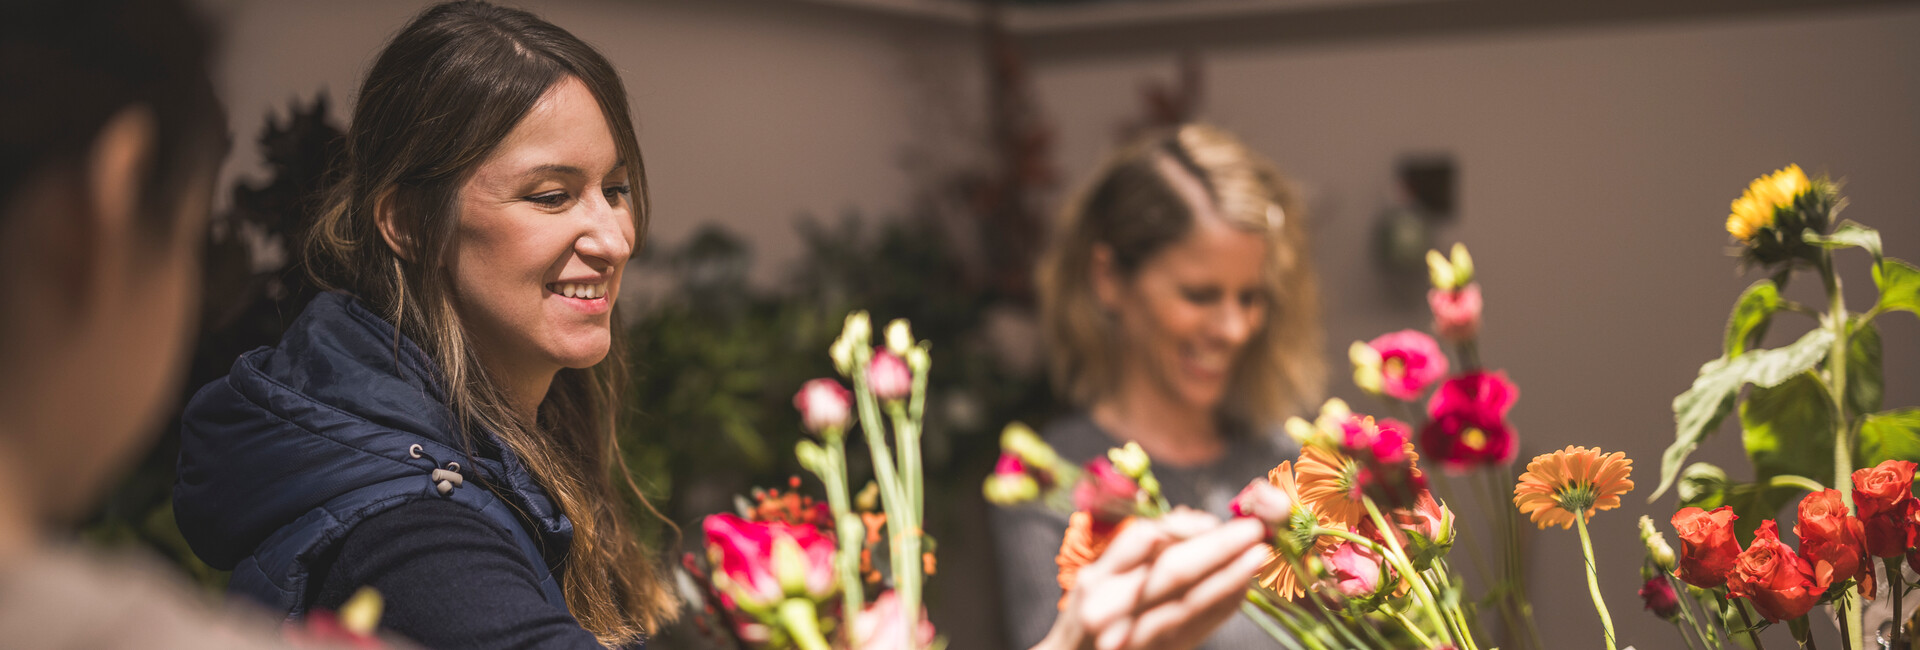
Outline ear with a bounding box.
[87,106,157,249]
[373,188,414,262]
[1089,243,1122,311]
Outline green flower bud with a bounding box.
[1001,422,1062,471]
[1426,249,1455,290]
[886,319,914,356]
[983,473,1040,505]
[1349,341,1384,395]
[1449,243,1474,286]
[1108,442,1151,479]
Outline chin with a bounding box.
[550,333,613,369]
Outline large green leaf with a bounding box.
[1804,220,1883,265]
[1724,280,1781,357]
[1857,408,1920,468]
[1847,320,1883,417]
[1741,372,1837,487]
[1876,258,1920,318]
[1653,327,1836,501]
[1675,462,1800,545]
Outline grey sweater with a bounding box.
[989,412,1295,649]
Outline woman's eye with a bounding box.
[1239,290,1264,308]
[1180,287,1220,304]
[524,191,570,207]
[603,185,631,205]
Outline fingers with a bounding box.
[1134,517,1266,609]
[1115,542,1270,650]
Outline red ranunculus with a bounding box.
[1727,520,1820,623]
[1672,506,1742,589]
[867,350,912,402]
[1421,371,1519,471]
[1794,489,1873,598]
[1074,458,1140,524]
[1852,460,1918,559]
[1368,330,1449,401]
[1428,283,1483,343]
[1639,576,1680,620]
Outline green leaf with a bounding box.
[1875,258,1920,318]
[1741,372,1837,487]
[1724,280,1781,357]
[1652,327,1836,501]
[1675,462,1798,545]
[1847,320,1883,417]
[1803,220,1883,265]
[1676,462,1730,508]
[1857,408,1920,468]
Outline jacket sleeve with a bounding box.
[311,498,607,650]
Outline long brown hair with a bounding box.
[304,1,674,643]
[1036,123,1324,429]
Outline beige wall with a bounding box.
[1030,5,1920,645]
[205,0,1920,645]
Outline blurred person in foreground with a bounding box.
[994,123,1326,649]
[0,0,331,647]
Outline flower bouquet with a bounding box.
[681,313,942,650]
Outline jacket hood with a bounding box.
[174,291,572,571]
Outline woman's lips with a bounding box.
[547,281,612,314]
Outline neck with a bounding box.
[1089,373,1225,468]
[0,430,45,568]
[482,353,556,426]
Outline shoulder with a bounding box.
[1038,411,1117,464]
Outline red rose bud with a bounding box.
[1428,283,1483,343]
[1639,576,1681,620]
[1852,459,1918,558]
[1727,520,1819,623]
[793,379,852,435]
[1794,489,1873,597]
[867,350,912,402]
[1231,477,1295,529]
[1074,458,1140,523]
[1672,506,1741,589]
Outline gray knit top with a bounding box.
[989,412,1296,649]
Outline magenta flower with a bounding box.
[702,513,838,615]
[1322,541,1383,599]
[1340,417,1428,510]
[1639,576,1680,620]
[1367,330,1449,401]
[1428,283,1483,343]
[853,590,937,650]
[983,453,1041,505]
[867,350,912,402]
[1230,477,1295,529]
[1422,371,1520,471]
[1074,457,1140,524]
[793,379,852,435]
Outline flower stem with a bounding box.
[1819,250,1864,650]
[1241,599,1313,650]
[821,431,865,631]
[1384,603,1438,648]
[1734,597,1767,650]
[1668,574,1720,650]
[1363,498,1466,649]
[1575,513,1617,650]
[1891,558,1907,648]
[778,599,834,650]
[851,358,921,648]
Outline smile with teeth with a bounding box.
[549,282,609,300]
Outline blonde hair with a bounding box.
[1036,123,1324,429]
[303,2,674,643]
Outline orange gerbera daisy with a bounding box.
[1253,461,1344,599]
[1294,437,1424,530]
[1055,512,1131,609]
[1513,446,1634,529]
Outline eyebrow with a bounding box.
[521,159,627,179]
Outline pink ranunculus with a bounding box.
[1422,371,1520,471]
[1074,458,1140,524]
[793,379,852,435]
[854,590,937,650]
[983,453,1041,505]
[1426,370,1518,419]
[867,350,912,402]
[703,513,838,614]
[1428,283,1483,343]
[1340,416,1427,510]
[1322,541,1384,599]
[1367,330,1449,401]
[1231,477,1295,529]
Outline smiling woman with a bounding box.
[172,2,675,648]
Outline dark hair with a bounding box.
[305,1,674,642]
[0,0,227,230]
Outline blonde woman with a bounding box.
[994,124,1325,649]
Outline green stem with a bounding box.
[778,599,834,650]
[851,355,921,648]
[1383,603,1438,648]
[1246,590,1333,650]
[1484,468,1544,650]
[1363,498,1464,649]
[1669,574,1721,650]
[1576,513,1618,650]
[820,432,865,630]
[1891,558,1907,648]
[1819,251,1864,650]
[888,402,923,524]
[1241,600,1312,650]
[1734,597,1767,650]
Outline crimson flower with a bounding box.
[1073,458,1140,524]
[1367,330,1449,401]
[1342,417,1427,510]
[1639,576,1680,620]
[703,513,838,616]
[1421,371,1519,471]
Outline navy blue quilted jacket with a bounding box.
[173,291,573,620]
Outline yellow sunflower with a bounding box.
[1726,164,1808,242]
[1512,446,1634,529]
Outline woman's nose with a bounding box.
[1214,302,1254,346]
[574,190,633,267]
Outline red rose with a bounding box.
[1639,576,1680,620]
[1793,489,1873,598]
[1671,506,1742,588]
[1852,460,1918,558]
[1727,521,1820,623]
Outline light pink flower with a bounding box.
[1428,283,1483,343]
[1367,330,1448,401]
[793,379,852,435]
[867,350,912,402]
[854,590,937,650]
[1322,541,1383,599]
[1230,477,1295,528]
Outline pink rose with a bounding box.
[853,590,937,650]
[1428,283,1483,343]
[793,379,852,435]
[1322,541,1383,599]
[1367,330,1448,401]
[867,350,912,402]
[703,513,838,613]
